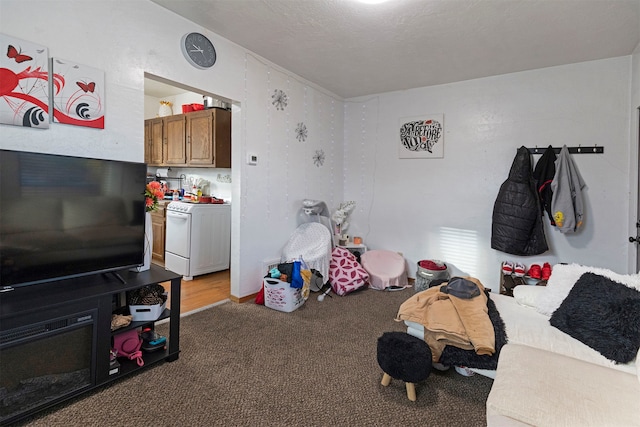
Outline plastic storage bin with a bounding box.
[263,278,304,313]
[129,300,167,322]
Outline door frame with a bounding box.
[635,107,640,273]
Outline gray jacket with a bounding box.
[550,145,586,233]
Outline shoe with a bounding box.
[454,366,475,377]
[513,262,526,277]
[502,275,516,296]
[541,262,552,281]
[432,362,450,372]
[528,264,542,279]
[501,261,514,275]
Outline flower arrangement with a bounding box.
[332,201,356,235]
[158,100,173,117]
[145,181,164,212]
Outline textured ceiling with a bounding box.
[152,0,640,98]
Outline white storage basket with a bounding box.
[263,278,304,313]
[129,300,167,322]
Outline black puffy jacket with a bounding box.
[491,146,548,255]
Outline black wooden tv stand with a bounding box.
[0,265,182,425]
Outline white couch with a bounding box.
[404,263,640,426]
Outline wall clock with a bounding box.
[181,32,217,69]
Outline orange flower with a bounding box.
[145,181,164,212]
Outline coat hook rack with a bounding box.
[527,145,603,155]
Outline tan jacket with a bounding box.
[396,277,495,363]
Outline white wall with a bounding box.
[345,57,634,286]
[0,0,344,298]
[1,0,636,297]
[630,45,640,273]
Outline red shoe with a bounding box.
[541,262,552,281]
[514,262,526,277]
[501,261,514,275]
[528,264,541,279]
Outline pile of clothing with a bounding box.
[396,276,507,371]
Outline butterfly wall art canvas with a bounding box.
[51,58,105,129]
[0,33,50,128]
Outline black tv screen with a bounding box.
[0,149,147,288]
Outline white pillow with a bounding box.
[513,285,545,309]
[535,263,640,316]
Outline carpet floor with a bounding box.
[15,287,493,426]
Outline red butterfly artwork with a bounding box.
[76,81,95,93]
[6,45,32,63]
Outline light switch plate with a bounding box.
[247,153,258,165]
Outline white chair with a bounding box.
[281,200,334,291]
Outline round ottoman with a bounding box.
[361,250,408,290]
[376,331,432,401]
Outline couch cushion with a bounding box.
[487,344,640,427]
[491,292,636,375]
[549,272,640,363]
[536,263,640,316]
[512,285,544,309]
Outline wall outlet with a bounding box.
[247,153,258,165]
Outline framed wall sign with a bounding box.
[398,114,444,159]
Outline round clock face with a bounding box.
[181,32,217,69]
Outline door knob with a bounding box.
[631,236,640,243]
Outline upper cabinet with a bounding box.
[144,108,231,168]
[187,109,231,167]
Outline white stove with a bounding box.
[165,201,231,280]
[166,200,228,213]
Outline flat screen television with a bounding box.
[0,149,147,289]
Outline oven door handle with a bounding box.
[167,211,190,220]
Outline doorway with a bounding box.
[144,74,234,311]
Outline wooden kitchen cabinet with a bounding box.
[187,108,231,167]
[144,109,230,168]
[143,115,186,166]
[164,114,187,165]
[150,204,166,262]
[144,120,151,164]
[145,118,164,165]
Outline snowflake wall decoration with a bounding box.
[271,89,288,111]
[313,149,325,167]
[295,122,308,142]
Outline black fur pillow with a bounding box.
[549,272,640,363]
[439,291,507,370]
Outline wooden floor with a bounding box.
[158,266,231,314]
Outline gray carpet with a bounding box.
[16,287,493,426]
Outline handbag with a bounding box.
[113,329,144,367]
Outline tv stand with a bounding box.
[0,265,182,425]
[104,271,127,284]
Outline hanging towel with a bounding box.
[532,145,557,226]
[550,145,586,233]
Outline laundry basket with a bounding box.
[263,278,305,313]
[281,222,332,291]
[415,260,449,292]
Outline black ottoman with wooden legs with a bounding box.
[377,331,432,401]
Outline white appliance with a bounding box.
[165,201,231,280]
